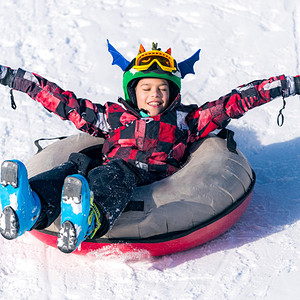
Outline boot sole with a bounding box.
[61,176,83,204]
[0,161,20,239]
[0,206,19,240]
[1,161,18,188]
[57,220,77,253]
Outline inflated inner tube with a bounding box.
[26,132,255,244]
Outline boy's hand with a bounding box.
[295,76,300,95]
[0,65,13,86]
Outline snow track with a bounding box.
[1,0,300,299]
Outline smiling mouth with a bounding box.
[147,101,162,107]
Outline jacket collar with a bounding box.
[118,93,181,118]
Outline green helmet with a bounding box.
[107,40,200,107]
[123,69,182,108]
[123,43,182,106]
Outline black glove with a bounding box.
[0,65,14,86]
[295,76,300,95]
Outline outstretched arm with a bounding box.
[0,65,110,137]
[187,75,298,138]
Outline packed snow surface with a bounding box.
[0,0,300,299]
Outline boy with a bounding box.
[0,41,299,253]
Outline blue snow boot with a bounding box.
[0,160,41,240]
[57,174,102,253]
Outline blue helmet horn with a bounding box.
[107,39,130,72]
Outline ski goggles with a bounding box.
[133,51,177,73]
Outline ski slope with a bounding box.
[0,0,300,299]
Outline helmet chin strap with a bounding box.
[127,78,140,107]
[139,109,150,117]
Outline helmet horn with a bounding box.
[178,49,201,79]
[107,39,130,71]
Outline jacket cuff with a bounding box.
[0,66,15,86]
[294,76,300,95]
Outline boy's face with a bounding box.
[135,78,170,116]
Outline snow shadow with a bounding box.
[151,127,300,269]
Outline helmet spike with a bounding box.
[138,44,145,55]
[152,42,161,51]
[165,48,171,55]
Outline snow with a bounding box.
[0,0,300,299]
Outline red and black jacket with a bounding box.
[9,68,294,177]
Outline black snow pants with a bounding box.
[29,153,161,237]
